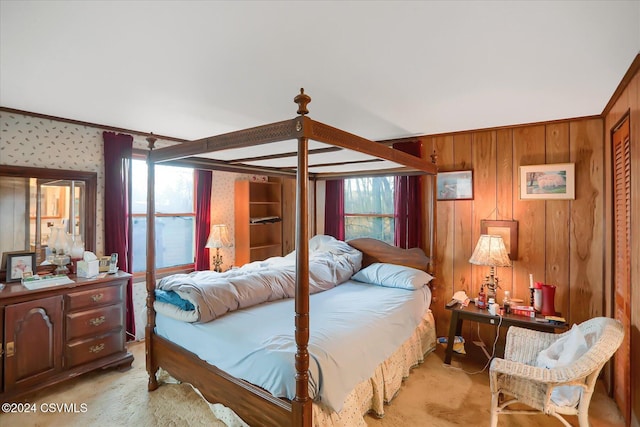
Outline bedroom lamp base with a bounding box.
[213,248,223,273]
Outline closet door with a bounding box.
[612,116,631,423]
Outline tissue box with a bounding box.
[77,260,99,278]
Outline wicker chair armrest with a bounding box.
[503,326,563,365]
[490,358,548,385]
[490,356,600,391]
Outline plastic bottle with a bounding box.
[477,285,486,309]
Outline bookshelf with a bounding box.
[234,180,283,265]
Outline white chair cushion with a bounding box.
[536,324,589,407]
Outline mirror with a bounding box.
[0,165,96,272]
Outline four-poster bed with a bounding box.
[145,89,439,426]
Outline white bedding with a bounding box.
[155,280,431,413]
[155,235,362,323]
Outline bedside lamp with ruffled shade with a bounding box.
[205,224,232,272]
[469,234,512,302]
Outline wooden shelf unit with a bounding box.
[234,180,283,266]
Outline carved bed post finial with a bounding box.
[146,133,157,150]
[294,88,311,116]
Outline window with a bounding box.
[344,177,395,244]
[131,159,195,273]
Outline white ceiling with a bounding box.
[1,1,639,143]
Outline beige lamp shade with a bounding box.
[469,234,511,267]
[205,224,232,249]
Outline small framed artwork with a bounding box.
[4,251,36,282]
[480,220,519,260]
[437,170,474,201]
[520,163,575,200]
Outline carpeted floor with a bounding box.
[0,341,624,426]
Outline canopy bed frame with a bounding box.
[145,89,438,426]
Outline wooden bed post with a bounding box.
[145,134,159,391]
[292,89,312,427]
[428,150,438,275]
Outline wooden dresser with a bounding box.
[0,271,134,400]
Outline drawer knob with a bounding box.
[91,293,104,302]
[89,316,106,327]
[89,343,105,354]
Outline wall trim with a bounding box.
[416,114,602,139]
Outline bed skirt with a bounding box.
[206,309,436,427]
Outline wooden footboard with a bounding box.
[150,333,292,426]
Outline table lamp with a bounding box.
[205,224,232,272]
[469,234,512,302]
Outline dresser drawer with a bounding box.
[65,331,124,368]
[66,284,123,311]
[66,304,123,341]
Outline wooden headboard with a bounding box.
[347,238,431,272]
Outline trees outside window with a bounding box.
[344,177,394,244]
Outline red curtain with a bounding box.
[102,131,135,340]
[393,141,423,248]
[194,170,212,270]
[324,179,345,240]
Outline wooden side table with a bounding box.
[444,302,567,364]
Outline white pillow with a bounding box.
[351,262,434,290]
[535,324,589,407]
[308,234,336,252]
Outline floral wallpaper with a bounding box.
[0,111,175,255]
[1,110,259,340]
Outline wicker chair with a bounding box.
[489,317,624,427]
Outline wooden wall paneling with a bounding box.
[471,130,497,284]
[544,123,571,320]
[495,129,516,299]
[569,119,605,324]
[471,130,502,345]
[434,135,455,336]
[512,126,547,301]
[452,134,474,339]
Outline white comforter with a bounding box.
[156,235,362,323]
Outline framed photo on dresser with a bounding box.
[3,251,36,282]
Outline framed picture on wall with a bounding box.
[437,170,474,201]
[480,220,519,260]
[519,163,575,200]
